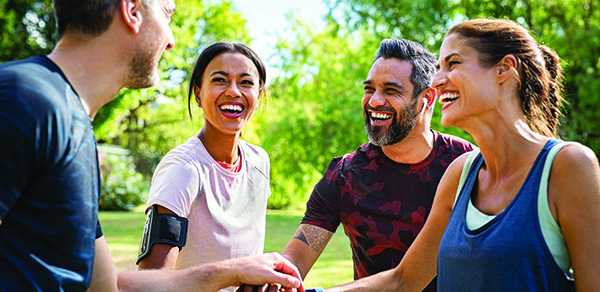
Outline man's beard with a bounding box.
[365,98,419,146]
[125,44,159,89]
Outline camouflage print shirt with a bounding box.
[302,130,474,291]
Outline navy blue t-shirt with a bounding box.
[0,55,102,291]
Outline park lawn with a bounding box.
[99,209,353,288]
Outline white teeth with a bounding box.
[371,112,391,119]
[220,104,243,112]
[439,92,460,104]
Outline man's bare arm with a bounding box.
[282,224,334,278]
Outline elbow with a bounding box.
[388,266,428,292]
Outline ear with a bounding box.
[121,0,143,34]
[422,87,436,109]
[497,54,518,85]
[194,85,202,107]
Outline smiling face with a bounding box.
[433,33,498,128]
[195,52,261,136]
[362,58,420,146]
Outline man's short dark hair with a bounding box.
[53,0,150,39]
[374,39,437,98]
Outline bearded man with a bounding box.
[250,38,474,292]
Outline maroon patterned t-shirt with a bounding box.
[302,130,474,291]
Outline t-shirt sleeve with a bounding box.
[301,157,344,233]
[96,219,103,238]
[145,156,200,218]
[0,82,44,220]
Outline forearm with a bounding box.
[324,269,403,292]
[283,224,333,279]
[118,253,303,292]
[117,261,237,292]
[281,244,314,279]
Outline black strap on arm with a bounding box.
[136,205,188,264]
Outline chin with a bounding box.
[129,72,159,89]
[440,114,454,128]
[126,48,160,89]
[147,73,160,88]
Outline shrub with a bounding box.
[99,151,149,211]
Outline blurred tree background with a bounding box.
[1,0,598,210]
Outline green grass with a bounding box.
[99,209,353,288]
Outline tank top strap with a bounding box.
[454,149,483,207]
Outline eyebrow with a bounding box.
[210,71,229,77]
[363,80,408,94]
[364,80,405,89]
[383,81,405,90]
[210,71,256,78]
[437,52,461,69]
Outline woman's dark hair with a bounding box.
[448,18,565,137]
[187,42,267,119]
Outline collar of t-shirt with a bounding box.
[216,151,242,173]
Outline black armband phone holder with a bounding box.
[136,205,188,264]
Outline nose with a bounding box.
[432,71,447,90]
[368,90,386,108]
[226,82,241,98]
[165,28,175,50]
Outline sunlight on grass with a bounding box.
[99,209,354,288]
[98,210,146,272]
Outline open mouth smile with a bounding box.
[369,111,393,125]
[439,92,459,109]
[219,103,244,117]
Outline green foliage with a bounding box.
[92,0,253,182]
[91,0,256,205]
[330,0,600,152]
[0,0,255,208]
[258,0,600,208]
[327,0,457,49]
[99,152,148,211]
[258,4,472,208]
[0,0,55,62]
[3,0,598,211]
[93,0,252,158]
[531,0,600,152]
[255,18,379,208]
